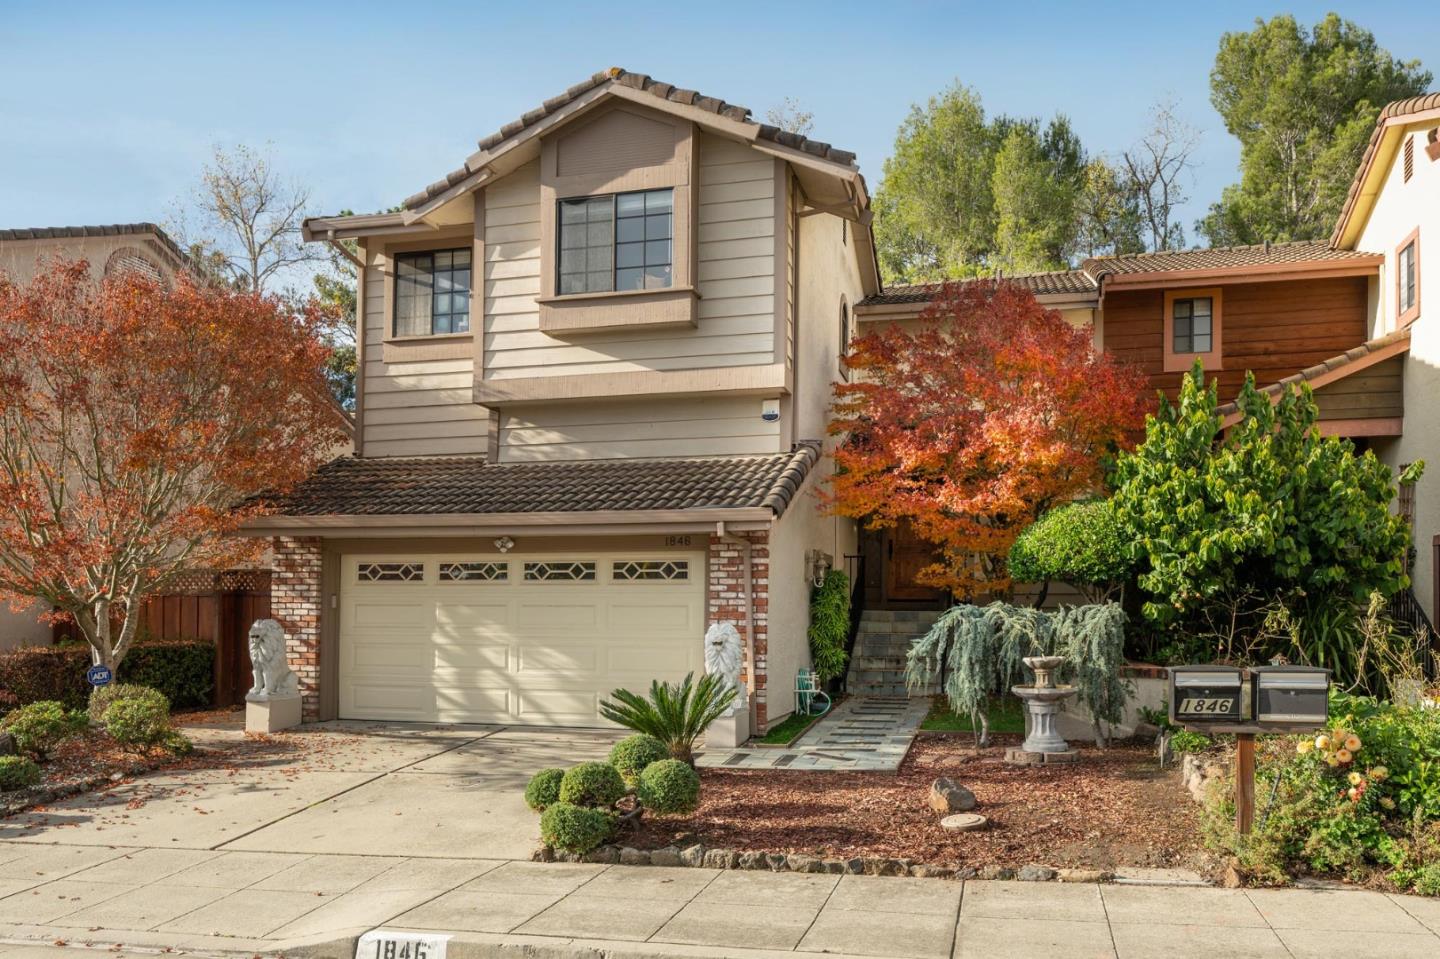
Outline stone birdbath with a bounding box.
[1006,655,1080,765]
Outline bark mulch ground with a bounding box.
[634,733,1207,872]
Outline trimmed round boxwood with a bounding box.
[558,761,625,808]
[525,767,566,811]
[637,758,701,815]
[101,687,171,750]
[539,801,614,854]
[0,701,87,759]
[608,734,668,784]
[0,755,41,792]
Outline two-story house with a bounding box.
[254,69,879,732]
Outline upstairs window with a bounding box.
[395,249,471,336]
[1398,231,1419,326]
[1172,296,1213,354]
[558,188,673,295]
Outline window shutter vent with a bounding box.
[1404,136,1414,182]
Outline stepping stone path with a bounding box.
[698,695,929,772]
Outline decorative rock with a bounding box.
[583,845,620,864]
[940,813,988,832]
[822,860,846,874]
[978,865,1016,880]
[619,847,650,866]
[678,843,706,867]
[862,858,907,876]
[702,848,739,869]
[1221,863,1244,889]
[954,866,979,880]
[1056,868,1110,883]
[531,845,555,863]
[649,846,683,868]
[765,853,789,872]
[910,864,955,879]
[928,777,977,814]
[843,858,866,875]
[787,854,823,873]
[1018,864,1057,882]
[738,851,766,870]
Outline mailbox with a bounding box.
[1169,666,1244,725]
[1251,665,1329,727]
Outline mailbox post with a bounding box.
[1167,665,1329,834]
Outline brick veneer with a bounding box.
[272,536,323,721]
[707,531,770,732]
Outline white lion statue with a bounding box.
[247,619,299,702]
[704,622,747,714]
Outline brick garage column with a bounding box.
[707,531,770,732]
[272,536,322,721]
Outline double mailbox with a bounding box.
[1169,665,1330,730]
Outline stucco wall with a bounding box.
[1353,121,1440,620]
[0,233,178,286]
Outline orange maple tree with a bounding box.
[0,260,348,669]
[824,281,1149,598]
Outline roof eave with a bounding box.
[1332,105,1440,249]
[239,506,777,538]
[1099,257,1383,290]
[1217,328,1412,426]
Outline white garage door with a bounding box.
[338,552,706,726]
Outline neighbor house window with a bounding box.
[838,298,851,381]
[557,188,673,295]
[1397,230,1420,326]
[1163,288,1223,372]
[394,248,471,336]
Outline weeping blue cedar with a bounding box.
[905,602,1128,746]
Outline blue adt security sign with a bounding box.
[86,664,114,687]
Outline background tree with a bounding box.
[764,97,814,136]
[1073,158,1146,259]
[1198,13,1430,245]
[0,262,348,670]
[1121,98,1199,252]
[991,118,1085,272]
[824,283,1149,598]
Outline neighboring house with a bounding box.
[857,94,1440,626]
[0,223,190,650]
[254,68,878,731]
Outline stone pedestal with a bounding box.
[246,694,302,734]
[706,708,751,749]
[1020,698,1070,753]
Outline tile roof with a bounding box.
[1215,328,1411,416]
[1080,241,1377,276]
[403,67,859,210]
[857,270,1096,306]
[1332,92,1440,246]
[0,222,187,266]
[266,444,821,518]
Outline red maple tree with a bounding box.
[0,260,348,668]
[824,281,1149,598]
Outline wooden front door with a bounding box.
[884,522,945,603]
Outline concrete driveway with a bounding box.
[0,720,617,859]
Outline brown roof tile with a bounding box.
[856,270,1097,306]
[268,444,821,518]
[403,67,859,211]
[1215,328,1411,416]
[1081,241,1378,277]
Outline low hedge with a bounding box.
[0,638,214,712]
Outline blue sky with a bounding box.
[2,1,1437,248]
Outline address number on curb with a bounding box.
[357,930,450,959]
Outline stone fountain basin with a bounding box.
[1011,685,1079,703]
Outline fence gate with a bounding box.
[134,570,271,707]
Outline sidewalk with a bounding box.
[0,843,1438,959]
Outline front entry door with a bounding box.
[884,522,945,603]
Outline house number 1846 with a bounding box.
[664,535,692,547]
[357,931,449,959]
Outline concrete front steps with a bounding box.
[845,608,945,697]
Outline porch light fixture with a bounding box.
[807,549,832,587]
[494,536,515,553]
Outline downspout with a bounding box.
[717,521,757,732]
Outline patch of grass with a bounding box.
[757,710,823,745]
[921,696,1026,734]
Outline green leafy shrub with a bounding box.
[1008,500,1131,602]
[599,672,737,765]
[1169,730,1212,754]
[163,730,194,756]
[524,768,566,811]
[539,801,614,854]
[87,683,154,723]
[101,688,171,750]
[0,701,87,759]
[807,569,851,683]
[0,755,41,791]
[1204,692,1440,894]
[557,761,625,808]
[0,638,214,712]
[637,758,701,815]
[608,735,667,785]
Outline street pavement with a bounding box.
[0,720,1436,958]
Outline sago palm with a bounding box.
[599,672,737,765]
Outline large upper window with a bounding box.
[1171,296,1213,355]
[558,188,673,295]
[395,248,471,336]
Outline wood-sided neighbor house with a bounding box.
[0,223,192,650]
[858,92,1440,628]
[255,69,877,731]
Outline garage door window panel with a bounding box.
[439,561,509,582]
[523,561,597,582]
[358,562,425,583]
[613,560,689,582]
